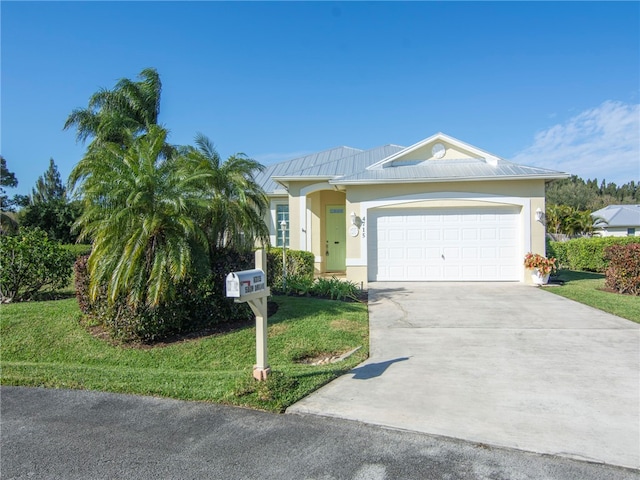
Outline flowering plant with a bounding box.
[523,253,556,276]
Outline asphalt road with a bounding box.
[1,387,637,480]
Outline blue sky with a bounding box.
[2,1,639,197]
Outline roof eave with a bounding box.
[331,173,571,185]
[272,175,336,184]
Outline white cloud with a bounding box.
[513,101,640,184]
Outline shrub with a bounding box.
[267,248,314,290]
[62,243,92,259]
[282,274,315,296]
[546,240,569,270]
[547,237,640,272]
[74,248,255,342]
[0,227,74,302]
[312,277,360,301]
[604,244,640,295]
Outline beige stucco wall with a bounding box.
[277,178,548,286]
[392,140,479,163]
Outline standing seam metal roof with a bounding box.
[331,158,567,184]
[591,205,640,227]
[256,137,568,194]
[255,146,362,194]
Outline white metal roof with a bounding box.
[257,133,568,194]
[255,146,362,194]
[332,158,567,184]
[591,205,640,227]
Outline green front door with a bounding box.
[325,205,346,271]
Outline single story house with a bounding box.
[591,205,640,237]
[255,133,568,286]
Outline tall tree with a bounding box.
[69,126,207,308]
[64,68,162,147]
[0,156,19,232]
[32,158,66,204]
[1,156,18,191]
[20,158,80,242]
[547,175,638,209]
[181,133,269,258]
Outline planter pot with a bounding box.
[530,269,550,285]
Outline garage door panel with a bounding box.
[407,229,423,241]
[443,229,460,241]
[406,265,424,278]
[443,247,460,259]
[499,246,517,257]
[480,228,497,240]
[443,265,461,277]
[369,207,520,281]
[425,229,441,241]
[462,228,478,240]
[500,228,517,239]
[462,247,478,258]
[480,247,497,259]
[388,230,405,241]
[480,265,498,277]
[462,265,480,277]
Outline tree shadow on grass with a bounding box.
[556,269,605,282]
[29,291,77,302]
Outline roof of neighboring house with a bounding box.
[258,133,568,194]
[591,205,640,228]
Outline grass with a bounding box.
[546,270,640,324]
[0,295,369,412]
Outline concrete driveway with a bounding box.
[287,283,640,469]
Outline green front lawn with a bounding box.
[547,270,640,323]
[0,296,368,412]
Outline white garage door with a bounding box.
[369,207,521,281]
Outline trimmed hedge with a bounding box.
[267,248,315,289]
[604,244,640,295]
[547,236,640,273]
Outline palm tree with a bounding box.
[182,133,269,260]
[545,204,573,236]
[69,125,207,308]
[566,210,608,237]
[64,68,162,146]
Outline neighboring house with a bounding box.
[591,205,640,237]
[255,132,568,286]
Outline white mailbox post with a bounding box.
[226,250,271,380]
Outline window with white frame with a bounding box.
[628,227,636,236]
[276,204,290,247]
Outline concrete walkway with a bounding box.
[287,283,640,469]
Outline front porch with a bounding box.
[292,187,348,277]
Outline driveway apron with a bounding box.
[287,282,640,469]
